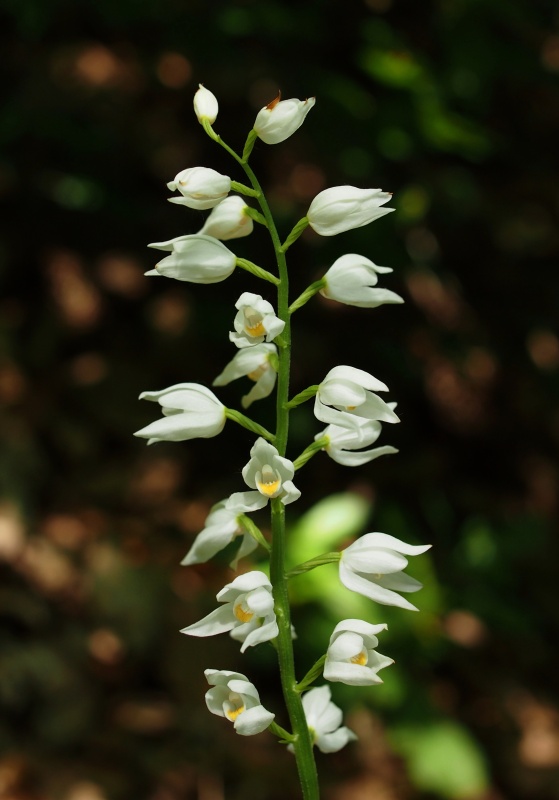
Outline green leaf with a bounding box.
[390,721,489,798]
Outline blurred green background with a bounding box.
[1,0,559,798]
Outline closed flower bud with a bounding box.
[194,84,218,124]
[321,254,404,308]
[254,94,316,145]
[147,234,237,284]
[167,167,231,210]
[199,195,254,240]
[308,186,394,236]
[134,383,226,444]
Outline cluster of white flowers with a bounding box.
[134,85,432,765]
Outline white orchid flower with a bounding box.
[204,669,275,735]
[340,532,432,611]
[254,94,316,145]
[230,292,285,349]
[134,383,226,445]
[198,195,254,240]
[194,84,218,124]
[242,438,300,505]
[315,409,398,466]
[181,491,268,567]
[213,343,278,409]
[307,186,394,237]
[324,619,393,686]
[321,254,404,308]
[147,234,237,284]
[298,686,357,753]
[315,365,400,428]
[181,571,278,652]
[166,167,231,210]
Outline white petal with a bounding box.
[280,480,301,505]
[216,571,271,602]
[234,705,275,735]
[343,546,409,574]
[239,617,279,652]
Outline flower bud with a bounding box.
[307,186,394,236]
[167,167,231,210]
[199,195,254,240]
[147,234,237,284]
[321,254,404,308]
[194,84,218,124]
[254,94,316,145]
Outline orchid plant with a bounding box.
[135,85,432,799]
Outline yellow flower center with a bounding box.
[350,649,368,666]
[224,692,245,721]
[256,464,281,497]
[233,597,254,624]
[244,307,266,338]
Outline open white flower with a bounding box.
[230,292,285,349]
[181,571,278,652]
[147,234,237,284]
[134,383,226,445]
[242,438,300,505]
[315,365,400,428]
[213,343,278,409]
[194,84,218,124]
[204,669,275,735]
[308,186,394,237]
[181,491,268,567]
[340,532,432,611]
[316,411,398,466]
[198,195,254,240]
[321,254,404,308]
[166,167,231,210]
[324,619,393,686]
[299,686,357,753]
[254,94,316,145]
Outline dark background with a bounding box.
[1,0,559,798]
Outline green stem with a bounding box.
[213,132,320,799]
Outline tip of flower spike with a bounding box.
[144,269,160,276]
